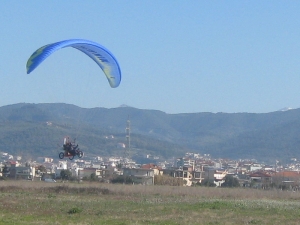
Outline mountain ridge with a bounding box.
[0,103,299,162]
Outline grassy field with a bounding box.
[1,181,300,224]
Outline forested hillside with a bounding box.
[0,103,299,162]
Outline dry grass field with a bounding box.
[1,180,300,224]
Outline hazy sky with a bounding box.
[1,1,300,114]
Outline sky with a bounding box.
[1,1,300,114]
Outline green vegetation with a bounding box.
[0,103,188,159]
[111,175,134,184]
[198,178,216,187]
[221,175,240,187]
[67,207,83,214]
[1,103,300,161]
[1,181,300,224]
[60,169,73,180]
[154,175,184,186]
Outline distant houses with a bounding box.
[2,151,300,191]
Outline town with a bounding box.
[1,150,300,191]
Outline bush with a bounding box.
[60,170,72,180]
[68,207,82,214]
[199,179,216,187]
[154,175,184,186]
[0,176,7,181]
[111,175,133,184]
[221,175,240,188]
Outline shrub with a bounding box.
[111,175,133,184]
[199,179,216,187]
[60,169,72,180]
[221,175,240,188]
[68,207,82,214]
[154,175,184,186]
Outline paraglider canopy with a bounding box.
[26,39,121,88]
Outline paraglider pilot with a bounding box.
[63,137,78,156]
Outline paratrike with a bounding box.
[59,137,84,160]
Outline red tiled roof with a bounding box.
[273,171,300,178]
[249,171,271,178]
[141,164,161,170]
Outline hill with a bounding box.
[0,103,299,162]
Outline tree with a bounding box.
[90,173,97,181]
[111,175,133,184]
[221,175,240,188]
[60,169,72,180]
[116,163,123,169]
[2,164,9,177]
[37,165,47,173]
[199,178,216,187]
